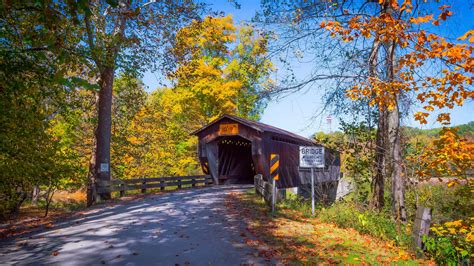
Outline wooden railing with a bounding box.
[254,174,287,210]
[254,174,274,206]
[96,175,213,197]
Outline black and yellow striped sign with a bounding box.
[202,161,209,174]
[270,153,279,180]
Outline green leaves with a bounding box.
[57,76,100,91]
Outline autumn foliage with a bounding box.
[321,2,473,179]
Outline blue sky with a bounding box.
[142,0,474,138]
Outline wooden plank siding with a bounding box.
[96,175,213,196]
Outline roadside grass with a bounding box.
[227,189,433,265]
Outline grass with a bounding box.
[226,189,433,265]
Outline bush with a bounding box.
[406,183,473,263]
[405,183,472,225]
[423,219,473,265]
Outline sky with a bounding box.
[142,0,474,139]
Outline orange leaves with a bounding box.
[438,8,453,21]
[347,78,409,111]
[414,112,429,124]
[436,113,451,125]
[400,0,413,13]
[321,2,471,134]
[458,30,474,43]
[438,5,453,20]
[423,106,434,111]
[409,15,433,24]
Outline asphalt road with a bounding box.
[0,185,270,266]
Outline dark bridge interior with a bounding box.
[217,136,255,184]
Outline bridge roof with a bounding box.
[192,114,317,145]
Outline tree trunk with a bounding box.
[87,139,97,206]
[44,185,56,217]
[366,25,385,210]
[94,67,114,200]
[32,185,40,205]
[388,103,406,221]
[371,108,386,210]
[382,1,407,222]
[87,93,99,207]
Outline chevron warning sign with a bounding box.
[270,153,279,181]
[202,161,209,174]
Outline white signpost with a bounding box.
[299,146,325,216]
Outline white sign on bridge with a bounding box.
[299,146,325,168]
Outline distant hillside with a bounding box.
[402,121,474,138]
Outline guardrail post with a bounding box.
[119,181,125,197]
[272,178,276,213]
[141,178,146,194]
[160,179,165,191]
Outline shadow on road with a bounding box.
[0,185,266,265]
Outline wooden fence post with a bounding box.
[178,177,182,189]
[192,176,196,187]
[412,206,432,257]
[160,179,165,191]
[141,178,146,194]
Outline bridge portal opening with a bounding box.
[217,136,255,184]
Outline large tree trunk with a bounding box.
[367,29,385,210]
[383,0,406,222]
[86,0,128,203]
[94,67,115,200]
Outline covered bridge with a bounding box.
[192,115,341,192]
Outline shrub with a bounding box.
[423,219,473,265]
[405,183,472,225]
[406,182,473,263]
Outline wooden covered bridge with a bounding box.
[192,114,341,197]
[96,114,340,201]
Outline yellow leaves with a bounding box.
[173,15,237,61]
[128,135,139,145]
[447,179,458,188]
[423,106,434,111]
[458,30,474,43]
[415,127,473,178]
[433,219,471,247]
